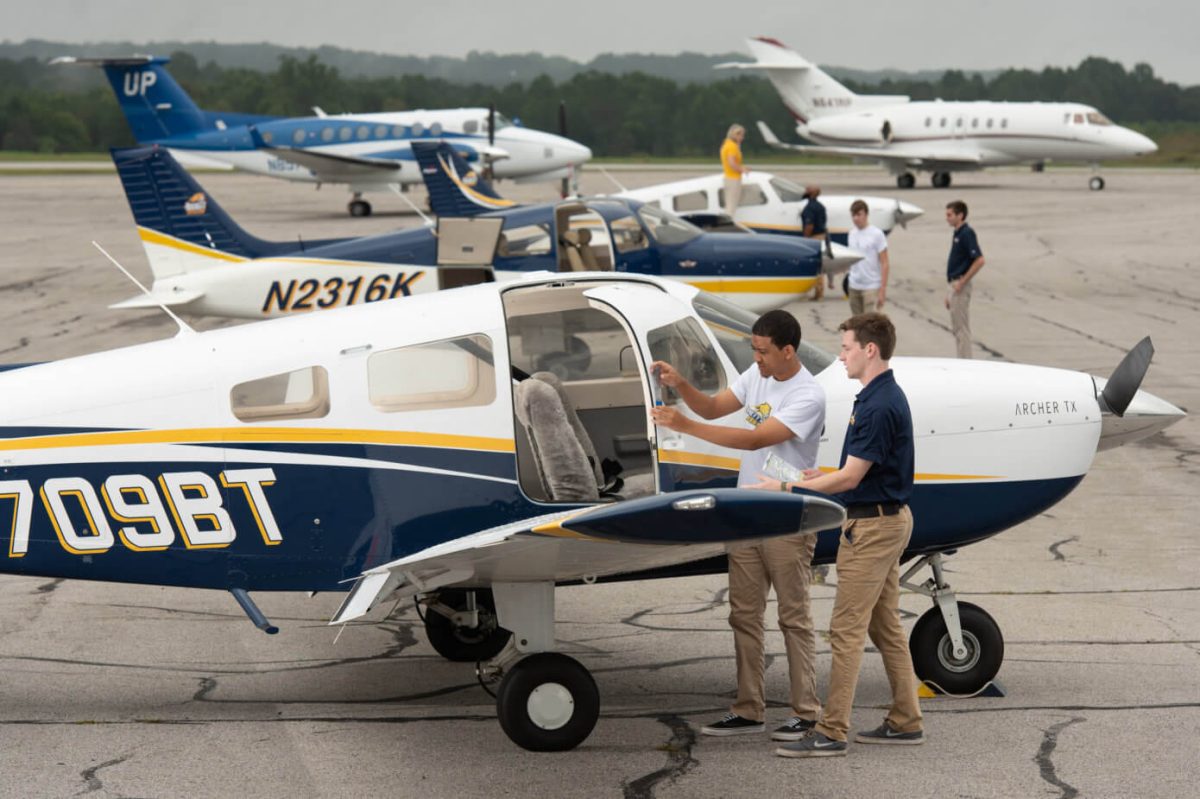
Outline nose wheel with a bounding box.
[1089,176,1106,191]
[348,194,373,217]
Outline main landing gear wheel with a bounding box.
[896,172,916,189]
[909,601,1003,695]
[496,652,600,751]
[931,171,953,189]
[424,589,511,662]
[348,198,372,217]
[1089,176,1106,191]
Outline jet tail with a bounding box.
[53,55,275,143]
[111,146,301,279]
[411,141,518,218]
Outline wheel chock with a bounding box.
[918,679,1007,699]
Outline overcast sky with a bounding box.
[7,0,1198,84]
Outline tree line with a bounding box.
[2,51,1197,156]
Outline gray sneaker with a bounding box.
[854,720,924,745]
[700,712,765,736]
[771,716,817,741]
[774,731,847,758]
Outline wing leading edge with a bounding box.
[331,488,846,624]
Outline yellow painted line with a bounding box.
[745,222,803,232]
[138,227,246,263]
[657,450,741,471]
[684,277,818,294]
[0,427,515,454]
[809,465,999,481]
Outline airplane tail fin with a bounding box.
[716,37,907,124]
[411,141,519,218]
[111,145,291,279]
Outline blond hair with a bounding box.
[726,123,745,139]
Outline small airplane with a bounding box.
[54,55,592,216]
[0,271,1182,751]
[616,171,924,246]
[722,37,1159,191]
[110,144,838,320]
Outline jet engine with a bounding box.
[806,114,893,145]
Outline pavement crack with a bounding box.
[621,715,698,799]
[1048,535,1079,561]
[76,753,131,796]
[1034,716,1085,799]
[193,676,218,701]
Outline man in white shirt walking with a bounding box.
[651,310,827,742]
[846,200,891,315]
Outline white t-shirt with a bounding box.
[847,224,888,290]
[730,364,826,486]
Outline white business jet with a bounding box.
[724,37,1158,190]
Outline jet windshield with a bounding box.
[637,205,703,246]
[1086,112,1113,126]
[691,292,837,375]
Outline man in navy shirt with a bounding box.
[944,200,985,358]
[800,186,829,300]
[755,312,924,757]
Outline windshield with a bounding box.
[1085,112,1112,126]
[691,292,837,375]
[769,176,808,203]
[493,112,514,130]
[637,204,703,246]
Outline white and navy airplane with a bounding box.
[723,37,1159,190]
[617,171,924,246]
[0,270,1183,750]
[54,55,592,216]
[108,144,836,320]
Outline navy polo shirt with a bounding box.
[800,199,827,236]
[833,369,914,506]
[947,222,982,281]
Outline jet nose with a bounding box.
[1095,380,1186,451]
[1120,128,1158,157]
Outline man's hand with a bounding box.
[651,405,687,431]
[747,474,784,491]
[876,289,886,309]
[651,360,685,389]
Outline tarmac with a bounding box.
[0,165,1196,798]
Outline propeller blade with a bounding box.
[1099,336,1154,417]
[558,100,568,137]
[488,104,495,147]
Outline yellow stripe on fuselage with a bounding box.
[657,450,741,471]
[138,227,246,263]
[810,465,999,481]
[684,277,819,294]
[0,427,515,454]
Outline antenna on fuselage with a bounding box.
[92,241,196,336]
[389,184,435,227]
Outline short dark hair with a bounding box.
[850,199,869,216]
[752,309,801,350]
[946,200,968,219]
[839,312,897,360]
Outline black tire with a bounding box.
[896,173,916,189]
[497,653,600,751]
[349,199,372,217]
[424,589,511,662]
[1089,176,1106,191]
[909,602,1003,695]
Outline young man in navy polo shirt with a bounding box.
[801,186,829,300]
[754,312,924,757]
[945,200,986,358]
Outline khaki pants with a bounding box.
[814,507,923,742]
[723,177,742,216]
[948,280,973,358]
[848,288,878,316]
[728,532,820,722]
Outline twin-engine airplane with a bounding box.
[0,271,1183,751]
[110,145,835,321]
[725,37,1159,191]
[54,55,592,216]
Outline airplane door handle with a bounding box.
[679,260,697,269]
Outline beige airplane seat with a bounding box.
[559,230,587,272]
[513,378,599,502]
[575,229,600,270]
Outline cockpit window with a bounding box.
[1086,112,1112,126]
[609,214,649,253]
[691,292,836,375]
[637,205,703,246]
[769,176,807,203]
[493,112,514,130]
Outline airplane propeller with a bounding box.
[559,100,573,198]
[483,103,497,181]
[1098,336,1153,417]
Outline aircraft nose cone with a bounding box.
[1095,379,1186,451]
[565,140,592,165]
[895,201,924,227]
[824,242,864,275]
[1133,131,1158,155]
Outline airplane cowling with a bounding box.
[806,114,892,145]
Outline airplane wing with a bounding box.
[110,289,204,309]
[331,487,845,624]
[756,121,983,167]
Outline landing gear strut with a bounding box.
[423,588,511,661]
[901,553,1003,694]
[348,193,372,217]
[896,172,916,189]
[931,171,953,189]
[476,582,600,751]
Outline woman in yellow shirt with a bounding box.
[721,124,749,215]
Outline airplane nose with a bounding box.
[1094,379,1186,450]
[824,242,864,275]
[895,201,924,228]
[1133,131,1158,156]
[565,140,592,165]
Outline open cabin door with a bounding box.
[436,216,501,289]
[583,284,738,491]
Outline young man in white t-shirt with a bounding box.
[651,309,827,741]
[846,199,890,315]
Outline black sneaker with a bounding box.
[700,712,765,736]
[774,731,847,758]
[854,720,924,745]
[771,716,817,741]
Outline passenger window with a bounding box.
[368,335,496,412]
[321,127,334,142]
[464,119,479,134]
[392,125,406,137]
[739,184,768,207]
[925,117,932,127]
[971,118,979,128]
[956,118,964,128]
[1001,119,1008,129]
[231,367,330,422]
[412,122,425,136]
[940,118,947,128]
[647,317,725,398]
[987,119,994,129]
[356,126,370,140]
[430,122,443,136]
[673,191,709,212]
[292,129,306,144]
[610,215,649,253]
[496,223,552,258]
[339,126,352,141]
[375,125,388,139]
[508,308,627,381]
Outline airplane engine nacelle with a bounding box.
[806,114,892,145]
